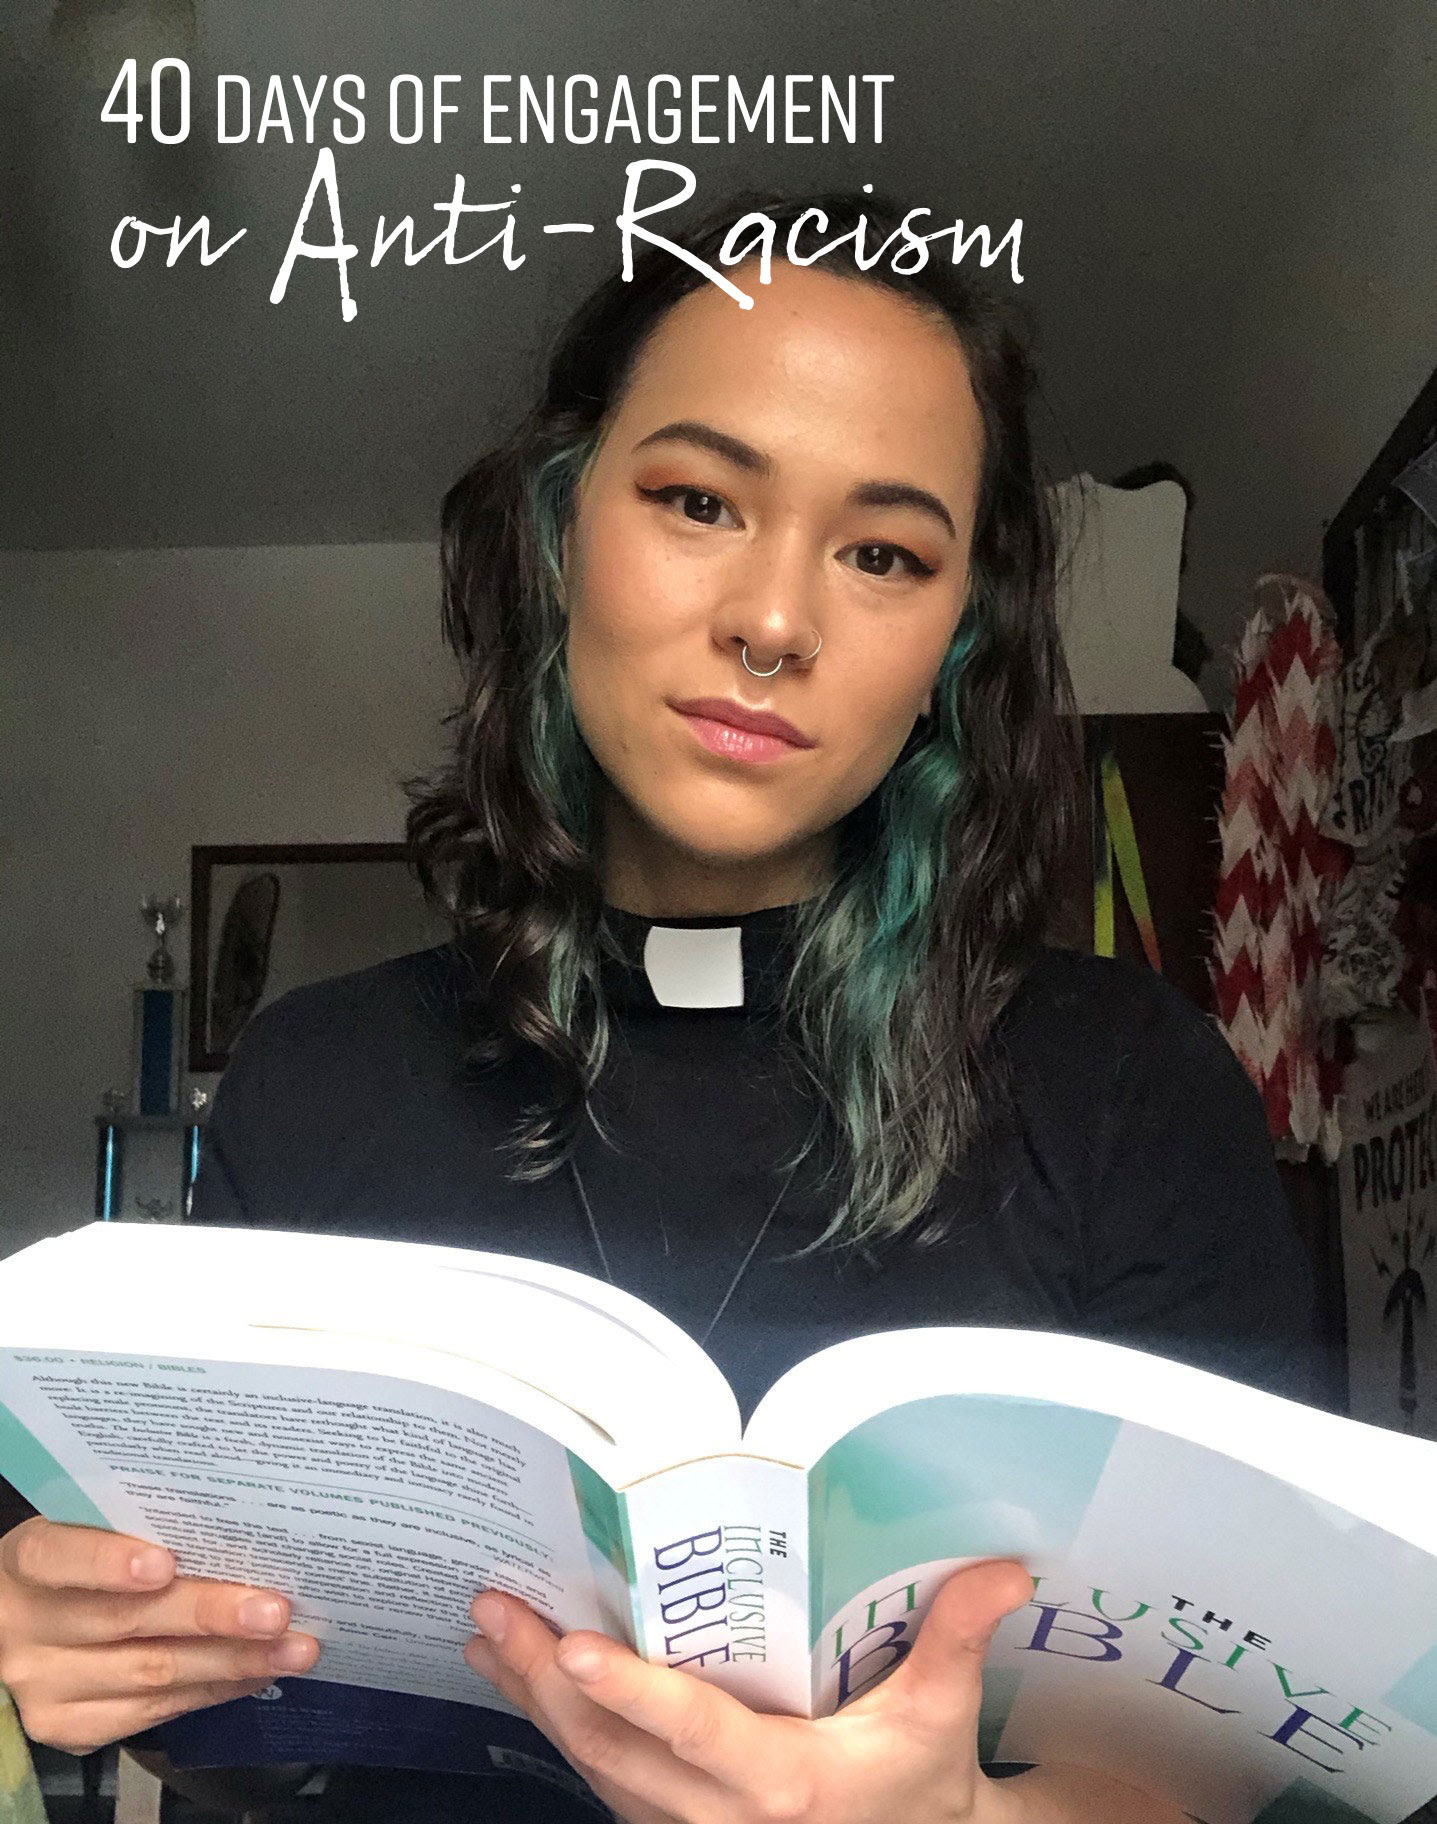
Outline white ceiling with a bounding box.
[2,0,1433,673]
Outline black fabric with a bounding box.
[317,1758,611,1821]
[190,906,1316,1408]
[175,904,1319,1817]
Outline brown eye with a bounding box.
[682,490,725,524]
[637,484,739,529]
[843,541,936,580]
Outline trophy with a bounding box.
[132,894,187,1116]
[142,894,184,984]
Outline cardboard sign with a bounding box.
[1338,1012,1437,1437]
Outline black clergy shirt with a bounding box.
[187,900,1317,1411]
[152,899,1319,1819]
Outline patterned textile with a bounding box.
[0,1687,46,1824]
[1211,575,1349,1160]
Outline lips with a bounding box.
[671,698,815,748]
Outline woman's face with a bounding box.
[563,258,986,913]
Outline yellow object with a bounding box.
[0,1687,46,1824]
[1091,732,1163,975]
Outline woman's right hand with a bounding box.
[0,1517,321,1755]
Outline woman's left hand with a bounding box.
[465,1559,1183,1823]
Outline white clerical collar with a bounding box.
[642,922,744,1008]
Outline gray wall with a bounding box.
[6,0,1432,646]
[0,543,451,1258]
[1172,4,1437,694]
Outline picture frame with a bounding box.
[188,843,442,1072]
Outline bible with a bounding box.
[2,1219,1436,1824]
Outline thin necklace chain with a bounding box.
[566,1152,800,1348]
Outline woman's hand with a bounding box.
[0,1517,321,1755]
[466,1558,1185,1823]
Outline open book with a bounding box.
[3,1221,1437,1824]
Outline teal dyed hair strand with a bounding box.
[780,610,986,1247]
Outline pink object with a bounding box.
[1211,576,1349,1160]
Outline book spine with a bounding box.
[621,1454,811,1716]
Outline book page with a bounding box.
[745,1326,1437,1553]
[2,1224,742,1482]
[0,1346,629,1711]
[804,1394,1437,1824]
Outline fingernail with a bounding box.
[239,1596,285,1635]
[556,1643,606,1684]
[271,1634,317,1671]
[470,1595,508,1644]
[130,1547,172,1585]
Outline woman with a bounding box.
[0,192,1315,1821]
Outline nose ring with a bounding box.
[741,635,821,677]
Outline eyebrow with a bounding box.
[630,419,958,541]
[633,419,769,476]
[848,480,957,541]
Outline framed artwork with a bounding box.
[188,844,447,1071]
[209,871,281,1055]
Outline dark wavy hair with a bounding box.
[406,190,1081,1249]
